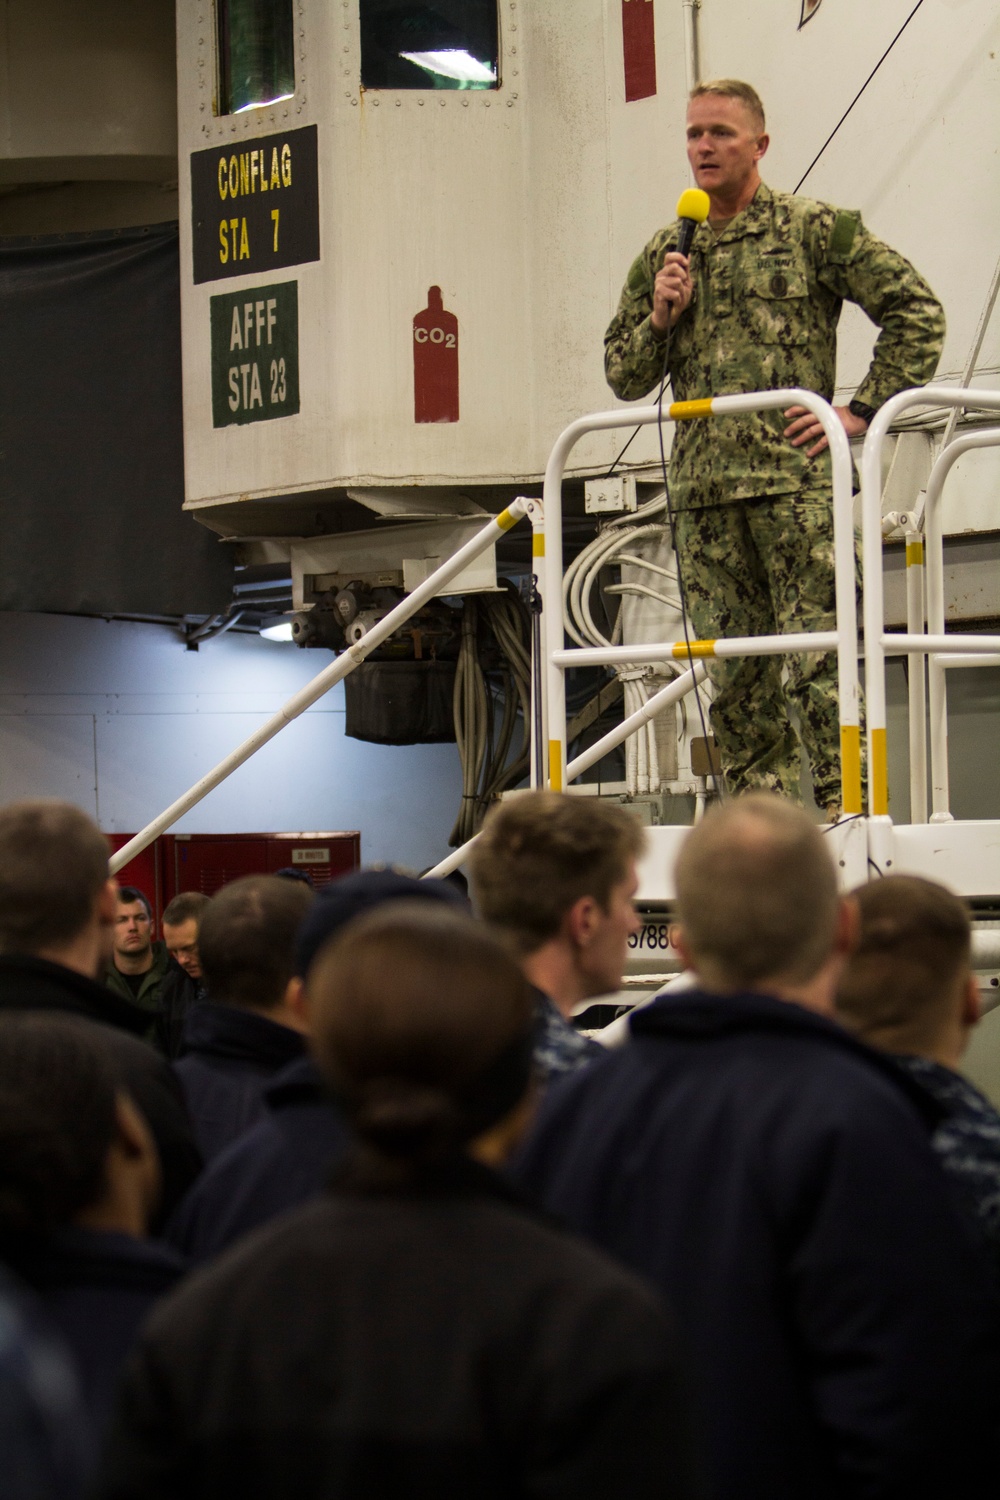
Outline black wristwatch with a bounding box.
[848,398,877,425]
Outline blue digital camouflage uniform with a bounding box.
[531,987,602,1081]
[894,1053,1000,1270]
[605,182,946,806]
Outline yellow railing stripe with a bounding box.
[871,728,888,816]
[532,533,545,557]
[669,398,714,422]
[905,541,924,567]
[495,506,518,531]
[548,741,564,791]
[840,725,862,814]
[672,639,717,660]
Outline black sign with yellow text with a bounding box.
[190,125,320,285]
[210,280,300,428]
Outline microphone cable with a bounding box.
[653,306,726,801]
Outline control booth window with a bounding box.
[217,0,296,115]
[360,1,499,90]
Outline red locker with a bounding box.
[107,833,165,925]
[164,832,361,898]
[106,831,361,920]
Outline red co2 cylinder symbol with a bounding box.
[413,285,459,423]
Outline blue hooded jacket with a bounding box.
[515,988,1000,1500]
[174,1002,307,1162]
[166,1055,349,1262]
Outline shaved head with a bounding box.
[675,794,839,991]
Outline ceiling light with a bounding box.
[234,92,296,114]
[399,49,496,84]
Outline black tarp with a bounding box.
[0,223,233,616]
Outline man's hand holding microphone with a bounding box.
[651,189,708,337]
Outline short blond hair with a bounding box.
[675,794,838,989]
[690,79,766,133]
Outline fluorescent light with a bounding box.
[234,92,296,114]
[399,49,496,84]
[260,621,295,643]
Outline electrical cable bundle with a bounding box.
[563,496,696,795]
[449,585,532,846]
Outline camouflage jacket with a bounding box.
[894,1054,1000,1269]
[532,988,602,1082]
[604,182,946,509]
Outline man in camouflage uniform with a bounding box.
[605,79,945,816]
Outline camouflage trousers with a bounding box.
[672,493,861,809]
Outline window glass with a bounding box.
[217,0,296,115]
[360,1,499,90]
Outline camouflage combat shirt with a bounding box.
[604,182,946,510]
[532,988,603,1082]
[894,1054,1000,1270]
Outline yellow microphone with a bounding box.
[675,188,711,257]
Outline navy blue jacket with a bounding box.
[0,957,202,1227]
[0,1262,94,1499]
[174,1003,307,1162]
[515,989,1000,1500]
[166,1056,350,1263]
[9,1227,185,1441]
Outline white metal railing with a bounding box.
[902,527,928,822]
[424,660,709,877]
[110,499,531,875]
[541,391,862,812]
[925,426,1000,820]
[860,388,1000,834]
[895,427,1000,823]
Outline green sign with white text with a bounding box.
[210,280,299,428]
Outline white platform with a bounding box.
[635,816,870,903]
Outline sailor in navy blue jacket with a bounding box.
[516,984,1000,1500]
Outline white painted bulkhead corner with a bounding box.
[176,0,1000,515]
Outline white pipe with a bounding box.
[423,664,708,877]
[524,498,545,791]
[567,664,707,781]
[934,654,1000,670]
[682,0,701,95]
[882,634,1000,655]
[904,532,928,824]
[938,249,1000,453]
[861,388,1000,820]
[553,632,840,669]
[110,500,529,875]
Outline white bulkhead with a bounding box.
[174,0,1000,539]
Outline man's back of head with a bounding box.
[197,876,314,1015]
[674,793,839,994]
[0,800,111,960]
[837,875,973,1062]
[469,791,645,954]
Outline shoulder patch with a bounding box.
[829,210,861,260]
